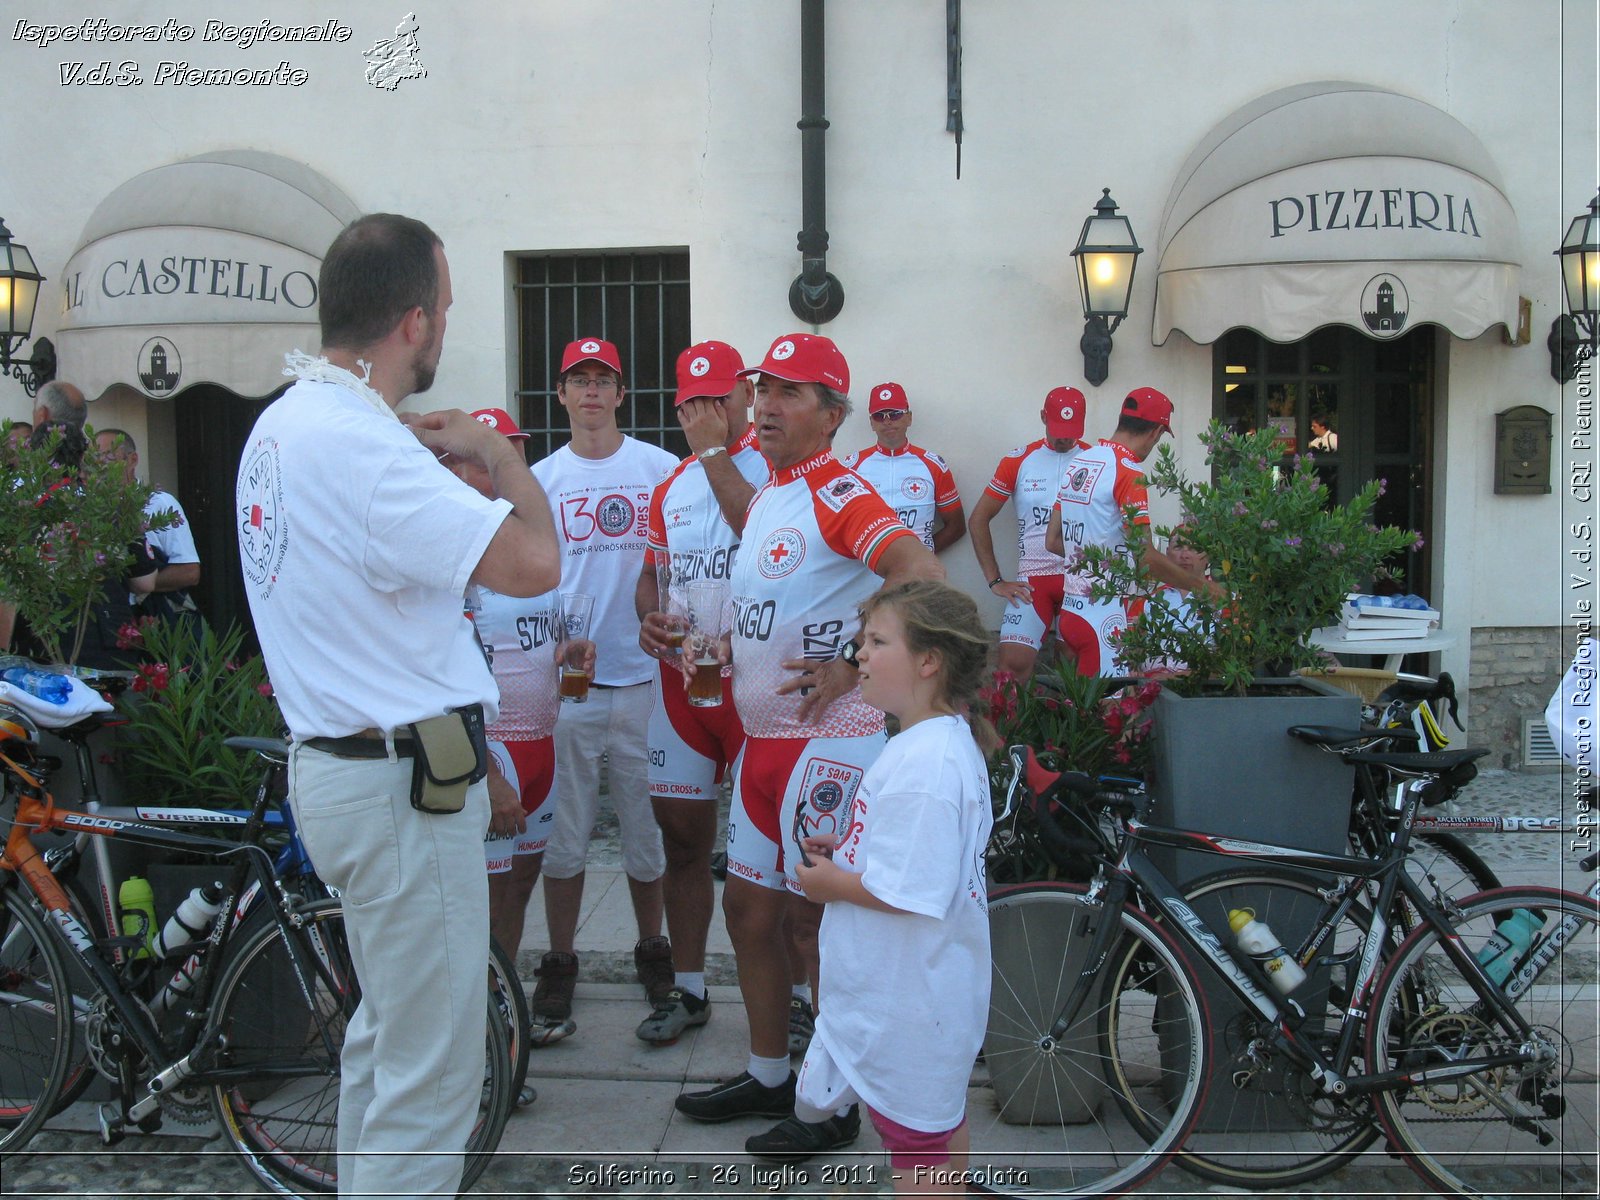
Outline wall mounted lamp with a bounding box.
[1070,189,1142,387]
[1551,193,1599,383]
[0,218,55,398]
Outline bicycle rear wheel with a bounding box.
[1366,885,1600,1197]
[209,900,514,1196]
[0,887,71,1152]
[1170,869,1382,1187]
[972,883,1209,1197]
[489,937,530,1100]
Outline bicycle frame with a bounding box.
[1,759,341,1130]
[1037,773,1584,1104]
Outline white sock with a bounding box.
[675,972,706,999]
[794,1097,833,1124]
[747,1052,791,1088]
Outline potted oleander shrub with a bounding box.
[1078,422,1419,884]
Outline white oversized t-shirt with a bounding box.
[237,376,511,739]
[813,714,993,1131]
[531,436,678,687]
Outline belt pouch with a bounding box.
[406,708,485,813]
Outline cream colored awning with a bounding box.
[1153,82,1521,345]
[55,151,359,398]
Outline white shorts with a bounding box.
[725,732,887,896]
[484,737,557,875]
[543,682,665,882]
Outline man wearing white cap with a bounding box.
[528,337,679,1039]
[673,332,942,1153]
[1046,386,1215,675]
[969,386,1091,680]
[843,382,965,553]
[634,341,769,1044]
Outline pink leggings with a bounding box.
[866,1107,964,1170]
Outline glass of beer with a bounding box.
[558,592,595,704]
[656,560,688,654]
[683,580,728,708]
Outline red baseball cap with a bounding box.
[1122,386,1174,432]
[868,382,909,415]
[674,341,745,406]
[559,337,623,376]
[1043,386,1086,440]
[469,408,528,439]
[738,333,850,394]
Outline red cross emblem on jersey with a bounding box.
[757,527,806,578]
[768,542,790,566]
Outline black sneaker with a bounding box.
[636,987,711,1044]
[745,1104,861,1161]
[788,995,815,1056]
[634,935,676,1007]
[531,951,578,1021]
[674,1071,795,1123]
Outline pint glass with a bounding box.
[683,580,728,708]
[558,592,595,704]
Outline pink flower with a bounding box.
[256,682,274,698]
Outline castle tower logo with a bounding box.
[1361,273,1409,338]
[137,337,182,395]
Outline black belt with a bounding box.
[303,734,416,759]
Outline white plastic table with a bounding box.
[1308,626,1458,673]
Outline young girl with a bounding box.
[748,580,994,1195]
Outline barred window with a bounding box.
[513,250,692,462]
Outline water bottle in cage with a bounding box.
[151,883,226,959]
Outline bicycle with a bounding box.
[0,702,515,1195]
[969,737,1599,1196]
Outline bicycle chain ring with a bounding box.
[1405,1010,1504,1115]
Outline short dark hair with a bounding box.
[1116,415,1161,437]
[97,427,136,455]
[318,213,443,351]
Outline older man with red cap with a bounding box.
[969,385,1092,681]
[527,337,680,1042]
[673,333,942,1154]
[633,341,769,1044]
[842,381,965,553]
[1045,386,1215,675]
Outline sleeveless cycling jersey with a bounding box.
[982,438,1089,577]
[731,449,916,739]
[840,443,961,550]
[1053,439,1151,597]
[468,586,561,740]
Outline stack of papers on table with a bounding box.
[1336,594,1440,640]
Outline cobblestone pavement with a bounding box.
[8,769,1593,1199]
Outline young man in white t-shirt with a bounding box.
[529,338,680,1039]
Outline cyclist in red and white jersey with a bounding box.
[633,341,769,1044]
[1045,387,1217,675]
[841,382,965,553]
[969,386,1091,679]
[673,333,942,1147]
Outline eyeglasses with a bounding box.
[870,409,908,422]
[565,375,618,392]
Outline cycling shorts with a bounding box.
[483,736,556,874]
[997,572,1065,651]
[647,660,745,802]
[1057,593,1128,677]
[725,732,887,895]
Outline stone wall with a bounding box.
[1469,626,1581,769]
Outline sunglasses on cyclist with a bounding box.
[870,410,908,422]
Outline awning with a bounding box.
[1153,82,1521,345]
[55,151,360,399]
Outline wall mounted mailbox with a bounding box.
[1494,405,1552,494]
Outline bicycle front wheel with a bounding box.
[0,886,71,1152]
[1366,885,1600,1197]
[209,900,515,1196]
[972,883,1210,1197]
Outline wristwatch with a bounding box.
[697,445,728,461]
[837,638,861,668]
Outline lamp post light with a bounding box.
[1551,192,1599,384]
[0,218,55,398]
[1070,189,1142,387]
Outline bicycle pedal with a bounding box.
[96,1103,126,1146]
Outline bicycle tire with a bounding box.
[972,883,1210,1197]
[0,887,72,1152]
[39,872,103,1115]
[489,937,531,1099]
[1366,885,1600,1197]
[1167,868,1383,1187]
[208,900,514,1196]
[1408,829,1499,902]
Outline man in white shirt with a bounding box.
[529,338,681,1038]
[236,212,559,1200]
[95,428,202,624]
